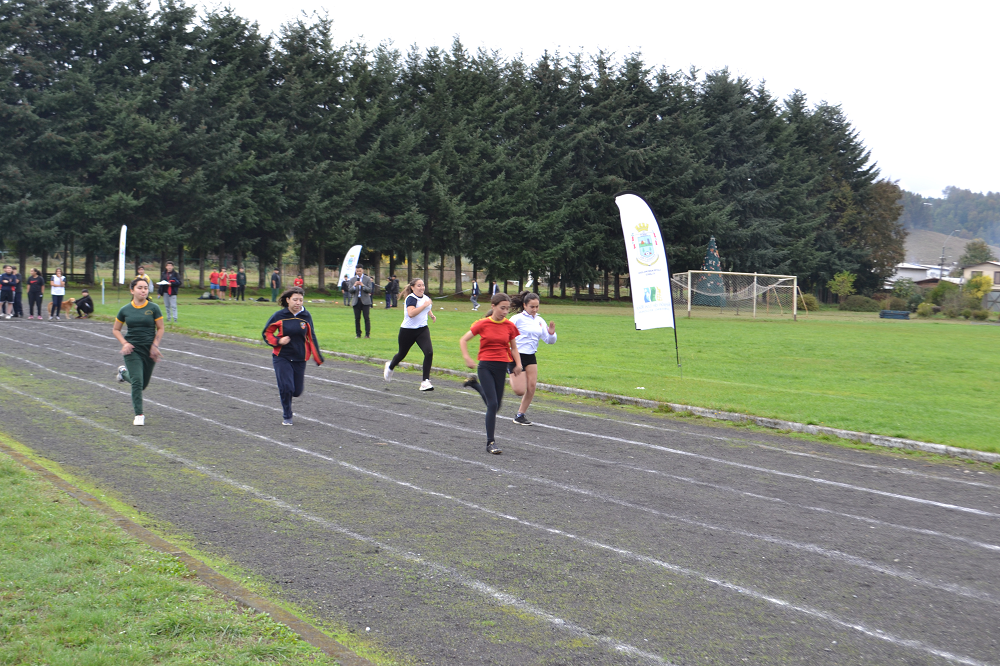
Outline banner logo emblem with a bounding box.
[634,223,658,266]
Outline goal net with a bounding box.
[670,271,800,318]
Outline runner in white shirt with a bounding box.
[508,291,557,425]
[383,278,437,391]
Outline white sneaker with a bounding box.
[116,366,126,382]
[383,361,393,382]
[419,379,434,391]
[133,415,144,426]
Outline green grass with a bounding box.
[0,445,341,666]
[77,286,1000,452]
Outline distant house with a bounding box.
[885,262,945,288]
[961,261,1000,291]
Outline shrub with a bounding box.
[927,281,959,305]
[839,295,882,312]
[961,308,973,319]
[797,293,820,311]
[973,310,990,321]
[965,275,993,300]
[906,291,924,311]
[916,303,934,318]
[887,296,907,310]
[932,305,942,314]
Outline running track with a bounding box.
[1,320,998,665]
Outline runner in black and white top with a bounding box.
[508,291,557,425]
[384,278,437,391]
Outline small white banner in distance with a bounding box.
[615,193,676,330]
[118,225,127,285]
[337,245,363,287]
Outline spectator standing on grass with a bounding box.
[159,261,181,322]
[209,268,220,298]
[236,267,247,301]
[113,277,164,426]
[75,290,95,318]
[390,275,400,308]
[0,265,15,319]
[470,278,480,311]
[383,278,437,391]
[270,268,281,302]
[262,286,324,426]
[11,268,23,317]
[48,268,66,320]
[350,265,373,338]
[507,291,557,426]
[459,292,523,455]
[219,268,229,300]
[383,275,393,308]
[490,280,499,296]
[341,274,350,305]
[134,266,152,288]
[293,274,304,289]
[228,270,238,300]
[27,268,44,319]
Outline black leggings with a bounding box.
[469,360,507,443]
[29,293,43,316]
[49,295,64,316]
[389,326,433,380]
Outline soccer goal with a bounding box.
[670,271,801,319]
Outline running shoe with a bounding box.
[116,366,127,383]
[462,376,479,388]
[486,441,502,455]
[383,361,393,382]
[419,379,434,391]
[282,418,293,426]
[133,415,144,426]
[513,414,533,426]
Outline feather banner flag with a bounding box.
[337,245,363,287]
[615,192,675,331]
[118,225,127,285]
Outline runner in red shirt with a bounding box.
[459,293,523,455]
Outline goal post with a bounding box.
[671,270,800,319]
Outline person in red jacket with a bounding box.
[293,274,304,288]
[459,293,523,455]
[262,287,324,425]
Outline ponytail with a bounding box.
[510,290,539,314]
[399,278,423,301]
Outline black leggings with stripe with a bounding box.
[468,360,507,444]
[389,326,433,380]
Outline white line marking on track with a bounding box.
[2,376,991,666]
[5,345,1000,608]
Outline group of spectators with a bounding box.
[1,264,92,320]
[208,266,248,302]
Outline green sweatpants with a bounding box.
[122,346,155,415]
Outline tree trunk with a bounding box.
[549,271,555,298]
[472,262,477,282]
[258,255,266,289]
[85,250,95,284]
[198,248,206,288]
[277,253,283,288]
[560,274,566,298]
[160,248,167,277]
[574,283,580,301]
[614,272,620,300]
[18,245,27,278]
[422,246,430,288]
[406,249,413,282]
[64,240,69,276]
[438,255,445,295]
[298,237,306,279]
[589,277,595,297]
[133,252,139,275]
[454,255,462,294]
[42,250,49,284]
[603,269,609,297]
[503,280,508,294]
[389,252,396,279]
[178,243,185,283]
[372,252,380,293]
[70,236,75,277]
[317,245,326,291]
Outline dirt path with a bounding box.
[1,319,998,665]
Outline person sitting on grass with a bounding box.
[75,290,95,318]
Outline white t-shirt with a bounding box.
[401,294,431,329]
[510,311,557,354]
[50,274,66,296]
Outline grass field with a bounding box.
[0,445,340,666]
[66,286,1000,453]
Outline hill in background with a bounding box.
[899,187,1000,245]
[902,229,1000,266]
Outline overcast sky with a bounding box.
[208,0,997,199]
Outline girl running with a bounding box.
[459,293,523,455]
[48,268,66,320]
[113,278,164,426]
[383,278,437,391]
[507,291,557,426]
[262,286,324,425]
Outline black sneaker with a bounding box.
[462,376,479,388]
[513,414,532,426]
[486,441,502,455]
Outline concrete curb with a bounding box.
[191,329,1000,466]
[0,441,374,666]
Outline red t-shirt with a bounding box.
[470,317,519,362]
[293,277,304,287]
[209,271,219,285]
[229,274,238,287]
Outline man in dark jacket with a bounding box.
[159,261,181,322]
[11,269,24,317]
[75,290,95,318]
[390,275,400,307]
[0,265,15,319]
[270,268,282,302]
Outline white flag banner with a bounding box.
[337,245,363,287]
[118,225,128,285]
[615,192,675,330]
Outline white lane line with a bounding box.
[6,345,1000,609]
[46,324,1000,495]
[1,374,991,666]
[0,384,669,666]
[550,408,1000,490]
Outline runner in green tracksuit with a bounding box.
[113,277,164,426]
